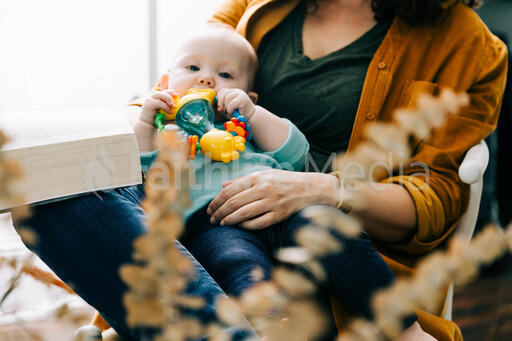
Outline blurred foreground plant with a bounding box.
[1,130,89,340]
[340,223,512,341]
[120,132,214,341]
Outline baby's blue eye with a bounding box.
[219,72,233,79]
[187,65,199,71]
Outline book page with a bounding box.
[1,108,134,151]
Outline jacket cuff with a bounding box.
[381,175,450,254]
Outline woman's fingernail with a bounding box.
[220,220,225,226]
[210,217,215,224]
[206,207,211,215]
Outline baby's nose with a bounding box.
[197,75,215,88]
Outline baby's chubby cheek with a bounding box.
[169,84,190,98]
[167,77,192,97]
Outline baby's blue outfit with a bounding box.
[140,119,310,222]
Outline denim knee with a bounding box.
[184,226,273,296]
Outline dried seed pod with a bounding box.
[274,268,316,297]
[276,247,313,264]
[216,296,246,326]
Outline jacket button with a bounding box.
[366,112,375,120]
[378,62,386,69]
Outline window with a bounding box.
[0,0,223,112]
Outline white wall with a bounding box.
[0,0,509,114]
[155,0,224,80]
[0,0,223,113]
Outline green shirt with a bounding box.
[140,119,309,222]
[254,3,391,172]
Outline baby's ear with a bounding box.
[248,91,258,104]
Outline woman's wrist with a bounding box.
[304,172,340,207]
[329,171,354,214]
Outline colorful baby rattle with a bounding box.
[153,86,252,163]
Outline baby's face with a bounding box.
[169,30,253,97]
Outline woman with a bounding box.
[202,0,507,339]
[13,0,506,340]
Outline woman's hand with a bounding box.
[206,169,339,229]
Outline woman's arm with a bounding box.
[346,180,417,243]
[207,170,417,243]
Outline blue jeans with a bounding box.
[182,205,402,322]
[13,185,415,340]
[12,185,253,341]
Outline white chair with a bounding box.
[443,140,489,321]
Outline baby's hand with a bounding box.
[140,90,178,126]
[217,88,256,121]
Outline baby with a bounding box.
[134,24,309,226]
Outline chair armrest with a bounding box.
[458,140,489,185]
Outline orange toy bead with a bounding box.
[225,121,236,131]
[188,135,199,160]
[234,126,245,137]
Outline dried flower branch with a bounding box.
[0,254,34,308]
[20,264,75,294]
[217,280,328,341]
[120,131,211,340]
[339,223,512,341]
[0,131,30,219]
[0,131,33,309]
[335,89,469,182]
[1,129,93,341]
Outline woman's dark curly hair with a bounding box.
[305,0,483,25]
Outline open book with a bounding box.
[0,108,142,211]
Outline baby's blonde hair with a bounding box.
[202,23,258,88]
[170,23,259,89]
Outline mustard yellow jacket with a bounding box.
[207,0,507,339]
